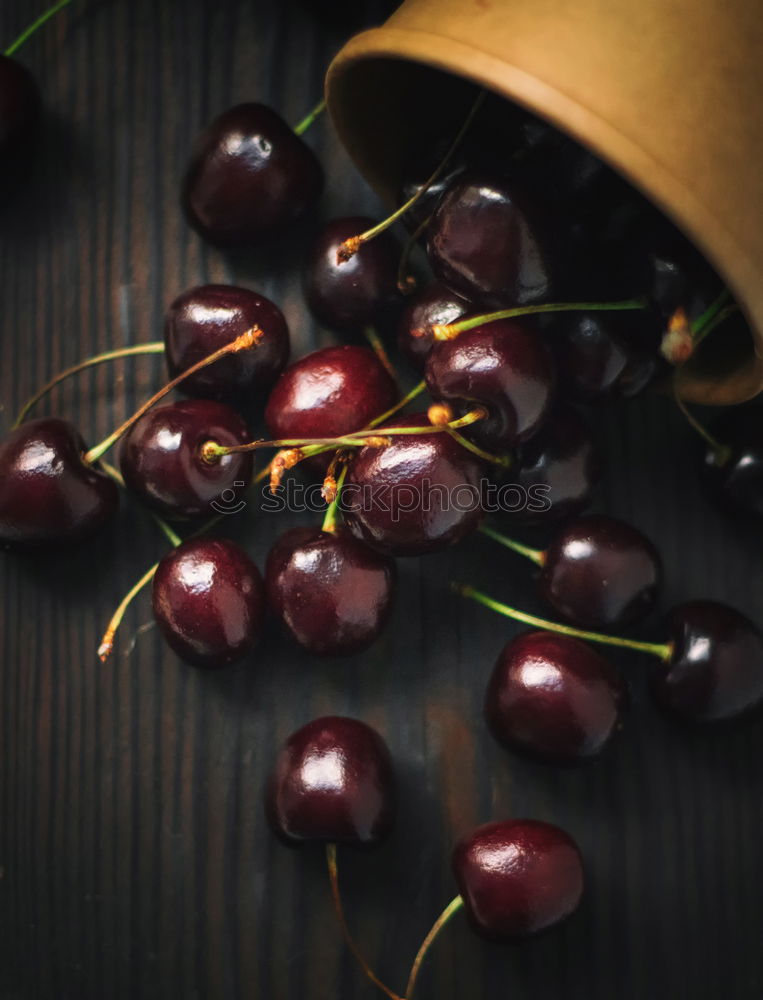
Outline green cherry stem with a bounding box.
[432,298,646,341]
[478,523,545,565]
[455,583,673,661]
[84,327,261,465]
[364,326,398,382]
[13,342,165,428]
[98,561,161,662]
[321,465,348,533]
[337,90,486,263]
[690,288,731,340]
[293,97,326,136]
[5,0,72,57]
[325,845,404,1000]
[405,896,465,999]
[691,303,739,350]
[397,214,431,294]
[672,378,731,463]
[369,380,426,428]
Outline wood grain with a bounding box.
[1,1,763,997]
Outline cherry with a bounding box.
[537,515,662,628]
[265,526,395,655]
[182,103,323,246]
[427,170,552,307]
[343,412,486,556]
[397,282,470,371]
[453,819,584,939]
[0,56,41,196]
[485,631,627,763]
[701,406,763,520]
[152,537,265,669]
[501,404,602,525]
[266,716,396,846]
[120,399,253,519]
[304,216,401,332]
[264,345,397,466]
[164,284,289,403]
[425,318,555,449]
[0,417,118,549]
[652,601,763,723]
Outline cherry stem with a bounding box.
[454,583,673,661]
[433,298,646,340]
[690,288,731,341]
[479,523,544,565]
[293,97,327,136]
[98,561,160,662]
[397,215,430,294]
[325,845,404,1000]
[405,896,465,998]
[446,427,511,467]
[84,327,261,465]
[672,378,731,464]
[321,465,348,533]
[337,90,486,262]
[364,326,397,382]
[12,342,165,428]
[368,380,426,428]
[4,0,72,57]
[691,303,739,350]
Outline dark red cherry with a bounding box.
[182,103,323,246]
[501,405,601,525]
[164,284,289,403]
[266,526,396,656]
[120,399,253,519]
[0,56,41,195]
[0,418,118,549]
[485,631,627,763]
[152,537,264,669]
[267,716,396,846]
[344,412,485,556]
[264,345,397,456]
[701,407,763,520]
[304,216,401,332]
[397,282,470,371]
[652,601,763,722]
[539,515,662,628]
[425,319,555,449]
[550,313,644,401]
[453,819,584,939]
[427,170,552,307]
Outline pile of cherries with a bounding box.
[3,7,763,994]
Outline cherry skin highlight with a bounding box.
[485,631,627,763]
[0,56,41,196]
[164,284,289,403]
[266,526,396,656]
[182,103,323,246]
[267,716,396,846]
[427,170,552,307]
[425,318,555,449]
[453,819,584,939]
[652,601,763,722]
[397,281,470,371]
[539,515,662,628]
[152,537,265,669]
[120,399,253,519]
[304,216,401,332]
[0,418,118,549]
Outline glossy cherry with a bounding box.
[397,282,471,371]
[264,345,397,463]
[453,819,584,939]
[164,284,289,403]
[266,526,396,656]
[501,405,601,525]
[344,412,485,556]
[304,216,401,332]
[701,407,763,520]
[425,318,555,449]
[182,103,323,246]
[0,56,41,195]
[427,170,552,307]
[153,537,264,668]
[485,631,627,763]
[267,716,396,846]
[0,417,118,549]
[120,399,253,519]
[652,601,763,722]
[538,515,662,628]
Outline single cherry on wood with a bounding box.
[152,537,265,669]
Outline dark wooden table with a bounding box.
[1,1,763,997]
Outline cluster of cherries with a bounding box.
[3,4,763,995]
